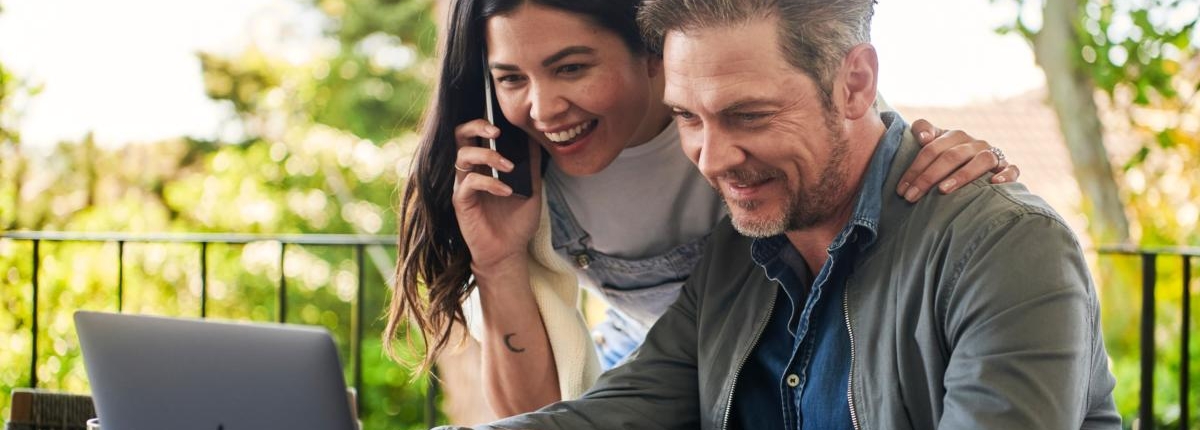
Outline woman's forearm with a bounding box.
[473,257,561,416]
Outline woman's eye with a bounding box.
[557,64,588,75]
[496,74,525,85]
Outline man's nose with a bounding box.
[696,126,744,178]
[528,83,569,123]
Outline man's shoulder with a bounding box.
[901,179,1075,242]
[880,179,1090,304]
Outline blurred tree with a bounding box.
[994,0,1197,244]
[0,60,36,232]
[202,0,436,143]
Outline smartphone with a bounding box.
[482,52,533,198]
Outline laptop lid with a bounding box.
[75,311,357,430]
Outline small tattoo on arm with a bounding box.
[502,333,526,353]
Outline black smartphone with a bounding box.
[482,52,534,198]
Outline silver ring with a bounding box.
[454,163,472,173]
[988,147,1006,165]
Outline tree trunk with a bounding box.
[1033,0,1131,245]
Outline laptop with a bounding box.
[75,311,357,430]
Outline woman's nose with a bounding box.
[528,83,569,123]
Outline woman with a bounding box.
[385,0,1020,417]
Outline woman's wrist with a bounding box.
[471,254,531,295]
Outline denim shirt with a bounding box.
[732,113,903,429]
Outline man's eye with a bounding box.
[671,110,696,121]
[736,112,769,122]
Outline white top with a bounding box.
[547,122,725,260]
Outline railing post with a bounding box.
[30,239,39,389]
[1181,255,1191,430]
[352,244,365,416]
[278,242,287,323]
[117,240,124,312]
[1140,253,1156,429]
[426,366,439,428]
[200,242,208,318]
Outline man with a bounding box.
[438,0,1119,428]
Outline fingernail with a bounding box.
[501,185,513,195]
[903,186,919,202]
[501,159,514,170]
[897,181,910,195]
[939,179,957,193]
[488,126,500,136]
[919,131,931,141]
[993,176,1007,183]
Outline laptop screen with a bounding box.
[75,311,357,430]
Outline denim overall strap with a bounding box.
[543,176,712,368]
[544,177,595,269]
[544,178,708,289]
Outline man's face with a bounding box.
[662,19,851,237]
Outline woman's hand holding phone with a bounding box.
[451,118,544,276]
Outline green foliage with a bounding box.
[0,132,431,428]
[1,0,440,427]
[202,0,437,143]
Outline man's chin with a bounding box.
[729,211,788,238]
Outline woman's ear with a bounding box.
[840,43,878,121]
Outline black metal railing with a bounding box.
[1098,245,1197,430]
[0,231,439,428]
[5,231,1196,428]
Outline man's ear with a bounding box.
[840,43,878,120]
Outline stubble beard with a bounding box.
[723,118,851,238]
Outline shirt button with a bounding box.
[786,374,800,387]
[575,253,591,269]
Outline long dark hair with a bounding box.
[384,0,646,371]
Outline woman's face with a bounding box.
[485,4,659,176]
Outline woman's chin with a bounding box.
[547,149,620,177]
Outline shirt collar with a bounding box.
[751,235,793,281]
[830,111,905,252]
[752,111,906,261]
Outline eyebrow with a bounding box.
[541,46,595,67]
[719,100,777,115]
[661,99,777,114]
[488,46,597,72]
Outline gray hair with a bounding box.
[638,0,876,110]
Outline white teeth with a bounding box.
[545,121,592,143]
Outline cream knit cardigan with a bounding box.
[464,189,603,400]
